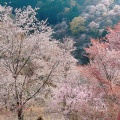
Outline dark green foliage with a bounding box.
[0,0,82,24]
[0,0,38,8]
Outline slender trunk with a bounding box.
[17,108,24,120]
[117,110,120,120]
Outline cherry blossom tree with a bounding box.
[46,22,120,120]
[47,69,110,120]
[80,23,120,119]
[0,5,77,120]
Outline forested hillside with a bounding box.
[0,1,120,120]
[1,0,120,63]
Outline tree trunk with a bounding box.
[18,108,24,120]
[117,110,120,120]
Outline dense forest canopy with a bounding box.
[0,0,83,24]
[0,0,120,64]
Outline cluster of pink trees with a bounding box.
[0,4,120,120]
[79,23,120,119]
[48,23,120,120]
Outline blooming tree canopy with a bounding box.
[79,23,120,119]
[0,5,78,120]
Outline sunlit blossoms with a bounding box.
[0,5,78,120]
